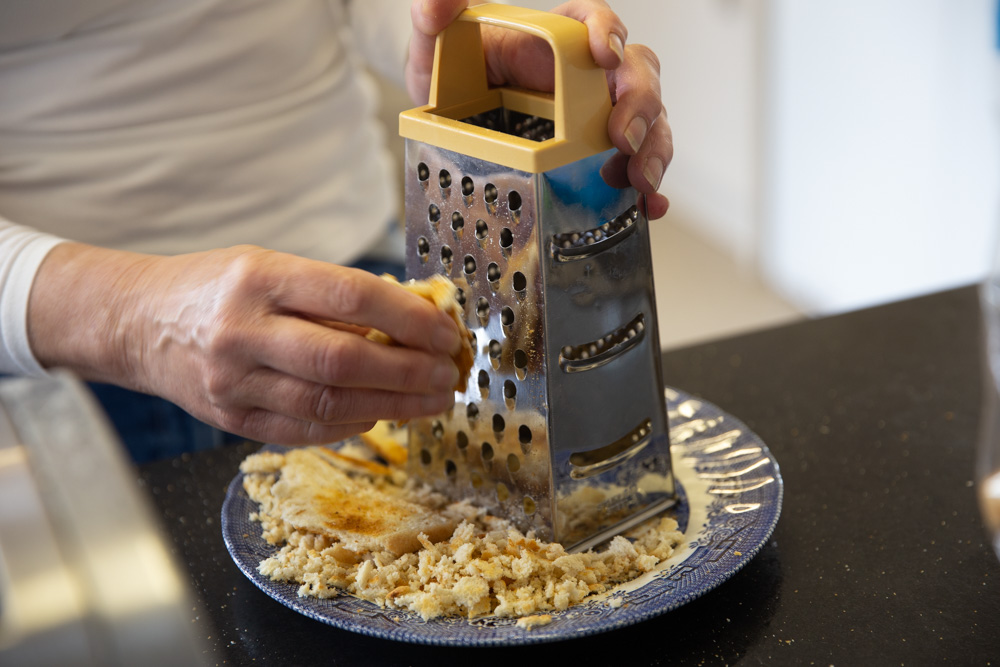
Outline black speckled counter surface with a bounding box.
[139,285,1000,665]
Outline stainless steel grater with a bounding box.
[399,4,674,552]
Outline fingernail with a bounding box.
[609,33,625,63]
[625,116,648,154]
[643,156,665,191]
[430,361,459,392]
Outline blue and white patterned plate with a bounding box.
[221,387,782,646]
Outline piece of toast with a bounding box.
[270,448,456,556]
[359,420,408,466]
[365,274,474,392]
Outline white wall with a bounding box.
[762,0,999,313]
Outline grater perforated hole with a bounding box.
[477,370,490,399]
[440,245,453,268]
[417,162,430,182]
[461,176,474,197]
[512,271,527,300]
[481,442,494,461]
[451,212,465,236]
[506,453,520,473]
[508,191,522,224]
[501,306,514,335]
[523,496,536,515]
[455,287,466,307]
[464,255,477,276]
[466,403,479,422]
[503,380,516,408]
[484,183,498,205]
[519,425,532,446]
[439,169,452,189]
[500,228,513,256]
[445,459,457,478]
[513,349,528,380]
[476,297,490,325]
[419,448,432,465]
[417,236,430,263]
[456,430,469,449]
[470,470,483,489]
[493,414,505,434]
[431,420,444,440]
[487,262,501,289]
[496,482,509,503]
[488,340,502,369]
[428,204,441,225]
[475,219,488,241]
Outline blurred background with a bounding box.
[381,0,1000,349]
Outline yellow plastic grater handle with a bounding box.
[398,4,614,174]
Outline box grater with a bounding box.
[399,4,674,552]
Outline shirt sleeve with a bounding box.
[0,220,67,376]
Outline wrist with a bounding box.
[27,242,161,389]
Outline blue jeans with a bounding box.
[93,257,405,462]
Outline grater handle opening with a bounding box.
[400,4,613,173]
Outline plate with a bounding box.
[221,387,783,646]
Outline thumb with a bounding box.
[406,0,470,104]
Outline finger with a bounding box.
[254,317,460,395]
[551,0,628,70]
[224,368,456,427]
[407,0,470,103]
[607,44,665,157]
[626,108,673,196]
[222,406,376,446]
[270,260,461,356]
[599,154,670,221]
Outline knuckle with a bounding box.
[630,43,660,74]
[327,270,367,321]
[396,355,428,393]
[220,246,269,290]
[313,337,357,384]
[214,408,251,436]
[312,385,347,424]
[202,365,236,402]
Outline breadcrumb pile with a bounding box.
[241,448,682,622]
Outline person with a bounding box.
[0,0,673,461]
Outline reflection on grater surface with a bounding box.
[404,137,675,552]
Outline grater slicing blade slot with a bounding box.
[550,205,640,262]
[568,418,653,479]
[558,313,646,373]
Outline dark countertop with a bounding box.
[139,285,1000,665]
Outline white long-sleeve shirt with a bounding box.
[0,0,414,374]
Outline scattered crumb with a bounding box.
[516,614,553,630]
[241,448,683,621]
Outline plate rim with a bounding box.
[221,388,783,646]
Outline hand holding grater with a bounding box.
[399,4,674,553]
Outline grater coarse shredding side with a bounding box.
[399,5,674,553]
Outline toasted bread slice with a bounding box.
[271,448,455,556]
[359,420,408,466]
[366,274,474,392]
